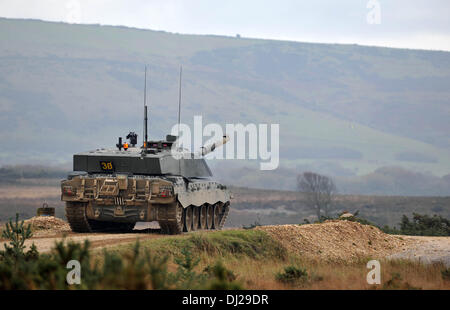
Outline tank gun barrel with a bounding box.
[198,135,229,157]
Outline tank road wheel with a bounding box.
[159,202,184,235]
[206,204,214,230]
[213,204,221,229]
[183,206,193,232]
[192,206,200,231]
[199,205,207,230]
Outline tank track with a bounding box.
[65,202,91,232]
[218,202,230,230]
[158,202,184,235]
[65,201,229,234]
[65,202,135,233]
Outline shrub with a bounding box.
[382,272,420,290]
[276,266,308,284]
[170,246,206,289]
[0,214,37,262]
[242,215,262,230]
[442,268,450,281]
[203,261,242,290]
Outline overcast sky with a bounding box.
[1,0,449,51]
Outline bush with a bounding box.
[276,266,308,284]
[382,272,420,290]
[242,215,262,230]
[203,261,242,290]
[442,268,450,281]
[170,247,205,289]
[0,214,38,262]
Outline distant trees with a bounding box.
[0,165,67,181]
[381,213,450,236]
[398,213,450,236]
[297,172,337,222]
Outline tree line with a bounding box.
[297,171,449,236]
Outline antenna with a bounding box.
[143,65,148,149]
[177,66,183,175]
[177,65,182,140]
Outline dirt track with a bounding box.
[18,232,164,253]
[0,219,166,253]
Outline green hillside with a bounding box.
[1,18,449,178]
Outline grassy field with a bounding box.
[99,229,449,290]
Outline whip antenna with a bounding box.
[143,65,148,149]
[177,66,182,141]
[177,66,183,174]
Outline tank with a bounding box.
[60,133,231,234]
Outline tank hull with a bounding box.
[61,174,231,234]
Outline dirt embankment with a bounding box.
[258,221,450,266]
[257,221,417,263]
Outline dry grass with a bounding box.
[106,226,449,290]
[187,252,449,290]
[155,253,449,290]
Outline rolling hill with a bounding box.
[1,18,449,185]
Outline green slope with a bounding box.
[0,18,449,177]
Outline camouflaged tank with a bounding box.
[61,134,231,234]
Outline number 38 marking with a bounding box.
[100,161,114,171]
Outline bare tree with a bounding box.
[297,172,337,222]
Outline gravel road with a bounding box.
[1,223,164,253]
[8,231,163,253]
[388,236,450,267]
